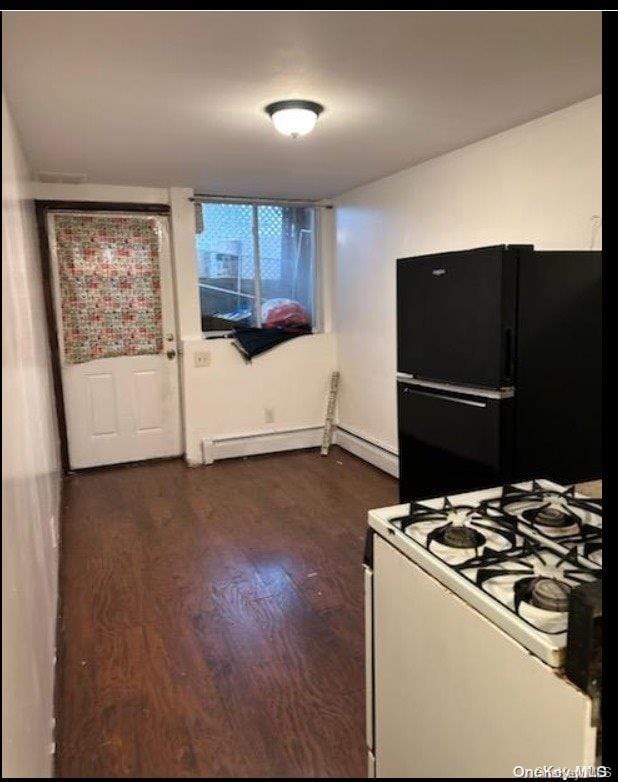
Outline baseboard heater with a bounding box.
[201,425,400,479]
[335,426,399,478]
[201,426,324,464]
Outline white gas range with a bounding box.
[364,480,602,778]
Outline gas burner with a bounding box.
[441,525,486,549]
[519,503,581,534]
[523,505,567,526]
[501,495,581,537]
[526,577,571,612]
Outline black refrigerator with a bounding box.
[397,244,601,501]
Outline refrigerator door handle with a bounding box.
[402,386,487,408]
[504,327,515,383]
[397,373,515,399]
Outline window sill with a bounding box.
[202,330,234,340]
[202,329,327,339]
[201,329,324,340]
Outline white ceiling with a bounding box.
[2,11,601,200]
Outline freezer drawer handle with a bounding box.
[403,387,487,408]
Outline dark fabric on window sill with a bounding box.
[231,326,310,362]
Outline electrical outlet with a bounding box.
[264,407,275,423]
[194,351,211,368]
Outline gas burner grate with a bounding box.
[371,479,603,664]
[390,496,517,565]
[497,480,602,516]
[479,482,603,558]
[394,497,481,531]
[458,538,600,634]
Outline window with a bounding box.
[195,201,318,332]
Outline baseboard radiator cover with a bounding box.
[200,425,399,478]
[201,426,324,464]
[333,426,399,478]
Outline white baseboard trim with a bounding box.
[334,426,399,478]
[201,425,324,463]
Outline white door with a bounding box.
[47,210,182,469]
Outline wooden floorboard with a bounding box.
[55,446,398,778]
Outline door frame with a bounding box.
[35,200,171,473]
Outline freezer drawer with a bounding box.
[398,381,513,501]
[397,245,521,388]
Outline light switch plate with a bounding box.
[194,351,211,368]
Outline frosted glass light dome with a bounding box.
[265,100,324,138]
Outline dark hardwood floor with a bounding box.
[55,446,398,778]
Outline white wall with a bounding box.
[31,183,337,466]
[334,95,602,456]
[174,190,337,464]
[2,92,62,777]
[183,333,336,462]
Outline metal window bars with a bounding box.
[195,201,317,329]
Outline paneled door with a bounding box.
[47,210,182,469]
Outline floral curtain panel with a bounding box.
[53,213,165,364]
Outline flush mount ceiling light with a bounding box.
[265,100,324,138]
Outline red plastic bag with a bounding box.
[261,298,311,331]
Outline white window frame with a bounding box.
[195,197,324,335]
